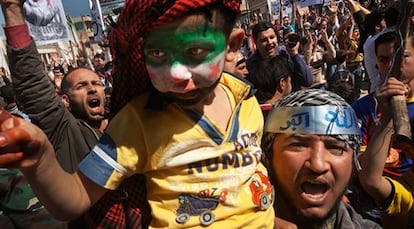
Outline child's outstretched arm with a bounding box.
[358,77,407,203]
[0,109,107,220]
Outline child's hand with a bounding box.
[0,108,52,170]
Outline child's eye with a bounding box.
[147,50,167,58]
[187,47,208,57]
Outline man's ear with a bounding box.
[61,94,70,109]
[278,78,286,92]
[225,28,245,63]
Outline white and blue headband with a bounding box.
[265,105,361,136]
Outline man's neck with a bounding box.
[80,119,104,133]
[275,190,337,228]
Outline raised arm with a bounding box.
[284,42,313,88]
[290,0,296,28]
[320,28,336,61]
[1,0,99,173]
[358,77,407,203]
[1,0,66,134]
[0,108,107,220]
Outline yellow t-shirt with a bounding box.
[79,73,275,228]
[384,178,414,215]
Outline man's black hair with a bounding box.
[252,21,276,42]
[249,55,291,103]
[364,12,384,35]
[374,31,397,56]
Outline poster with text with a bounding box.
[270,0,342,20]
[90,0,105,42]
[23,0,70,46]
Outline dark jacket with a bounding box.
[8,41,102,173]
[334,201,382,228]
[246,49,313,92]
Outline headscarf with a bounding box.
[262,89,362,171]
[109,0,241,114]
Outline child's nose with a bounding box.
[170,64,192,83]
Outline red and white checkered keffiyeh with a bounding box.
[109,0,241,114]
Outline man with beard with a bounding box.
[246,21,313,92]
[0,1,107,227]
[0,0,275,228]
[262,89,381,228]
[5,35,106,173]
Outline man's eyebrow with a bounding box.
[287,134,312,141]
[287,134,344,143]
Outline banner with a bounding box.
[269,0,342,19]
[90,0,105,42]
[23,0,70,46]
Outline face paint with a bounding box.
[146,53,225,93]
[144,22,227,94]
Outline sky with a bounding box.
[61,0,91,17]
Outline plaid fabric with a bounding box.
[109,0,241,114]
[84,174,151,229]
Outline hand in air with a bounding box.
[375,77,409,117]
[0,108,51,170]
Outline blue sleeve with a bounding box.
[78,133,129,189]
[291,54,313,87]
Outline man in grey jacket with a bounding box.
[4,4,106,174]
[0,1,107,228]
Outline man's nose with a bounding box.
[87,83,98,93]
[304,143,330,174]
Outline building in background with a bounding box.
[245,0,271,22]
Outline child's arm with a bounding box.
[358,77,407,203]
[0,109,107,220]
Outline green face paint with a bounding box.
[144,24,227,67]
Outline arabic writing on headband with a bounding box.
[280,112,309,131]
[324,108,355,128]
[279,108,355,131]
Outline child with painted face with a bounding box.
[262,89,381,228]
[0,0,275,228]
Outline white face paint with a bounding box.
[146,52,225,93]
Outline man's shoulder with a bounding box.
[339,201,382,228]
[247,52,260,63]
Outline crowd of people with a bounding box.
[0,0,412,228]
